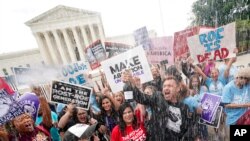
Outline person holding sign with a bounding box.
[122,71,191,141]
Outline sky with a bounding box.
[0,0,196,54]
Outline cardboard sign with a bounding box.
[173,27,200,62]
[0,89,24,125]
[187,22,236,63]
[85,40,106,70]
[200,93,221,123]
[134,26,151,50]
[199,106,223,128]
[101,46,153,93]
[60,61,92,86]
[51,81,92,110]
[105,42,131,58]
[146,36,174,65]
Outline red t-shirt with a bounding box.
[111,110,146,141]
[111,124,146,141]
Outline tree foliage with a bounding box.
[191,0,249,27]
[191,0,250,54]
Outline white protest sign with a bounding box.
[187,22,236,64]
[101,46,153,93]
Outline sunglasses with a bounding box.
[236,77,248,80]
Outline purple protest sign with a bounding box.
[201,93,221,123]
[18,92,40,121]
[0,89,24,125]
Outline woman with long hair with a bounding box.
[111,102,146,141]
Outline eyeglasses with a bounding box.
[236,77,248,80]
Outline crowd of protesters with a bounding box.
[0,53,250,141]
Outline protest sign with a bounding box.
[51,81,92,110]
[104,42,131,58]
[199,106,223,128]
[60,61,92,86]
[187,22,236,63]
[134,26,151,50]
[101,46,153,93]
[0,89,24,125]
[18,92,40,121]
[146,36,174,65]
[200,93,221,123]
[85,40,106,70]
[12,67,31,87]
[173,26,213,62]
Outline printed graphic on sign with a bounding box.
[85,40,106,70]
[200,93,221,123]
[101,46,153,93]
[0,89,24,125]
[104,42,131,58]
[51,81,92,110]
[199,106,223,128]
[18,92,40,121]
[134,26,151,50]
[187,22,236,63]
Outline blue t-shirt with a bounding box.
[222,81,250,125]
[192,86,208,104]
[183,96,199,112]
[205,77,226,96]
[36,111,61,141]
[218,64,238,83]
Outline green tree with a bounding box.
[191,0,249,27]
[191,0,250,54]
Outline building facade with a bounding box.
[0,48,42,76]
[25,5,106,65]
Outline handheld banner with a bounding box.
[0,89,24,125]
[200,93,221,123]
[187,22,236,63]
[51,81,92,110]
[101,46,153,93]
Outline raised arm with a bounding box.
[224,57,236,79]
[187,57,208,81]
[58,103,74,129]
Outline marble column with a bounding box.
[71,27,85,61]
[43,31,60,64]
[52,30,68,64]
[62,28,77,62]
[89,24,97,42]
[33,33,52,64]
[80,26,90,47]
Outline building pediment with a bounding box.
[25,5,99,26]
